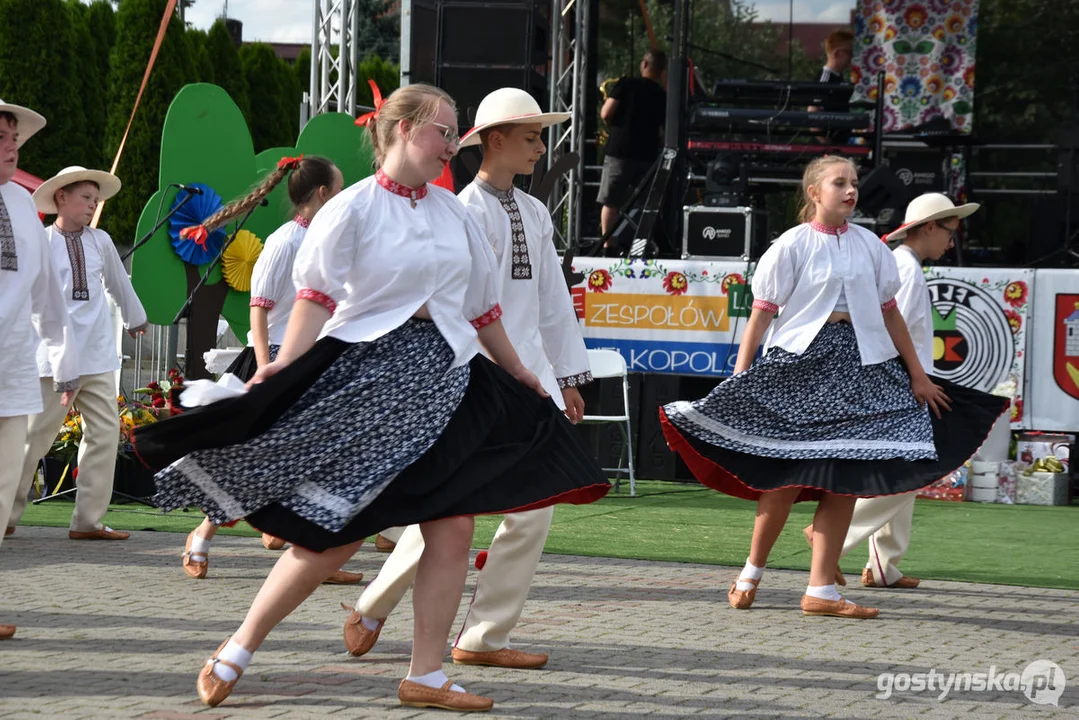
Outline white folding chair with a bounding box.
[581,349,636,496]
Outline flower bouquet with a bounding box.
[134,368,186,418]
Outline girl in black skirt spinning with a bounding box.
[660,155,1005,619]
[133,83,609,711]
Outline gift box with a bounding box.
[1015,472,1069,506]
[996,461,1025,504]
[1015,433,1073,471]
[918,465,969,502]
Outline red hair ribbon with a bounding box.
[355,79,385,127]
[180,224,209,250]
[277,154,304,171]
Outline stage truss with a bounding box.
[307,0,361,120]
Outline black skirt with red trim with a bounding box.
[659,323,1008,502]
[132,320,609,551]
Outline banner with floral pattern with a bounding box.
[851,0,978,134]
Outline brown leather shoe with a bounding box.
[398,679,494,712]
[182,530,208,579]
[4,526,13,536]
[322,569,364,585]
[801,525,847,586]
[261,533,285,550]
[342,604,383,656]
[728,577,760,609]
[452,647,548,669]
[197,638,244,707]
[862,568,920,589]
[69,527,130,540]
[375,533,396,553]
[0,624,15,639]
[800,594,879,619]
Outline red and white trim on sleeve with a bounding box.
[296,288,337,315]
[751,299,779,314]
[469,304,503,330]
[881,297,898,313]
[249,296,275,309]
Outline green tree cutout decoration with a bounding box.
[130,83,372,379]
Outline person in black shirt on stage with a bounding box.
[598,49,667,240]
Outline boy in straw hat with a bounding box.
[6,165,147,541]
[0,99,80,639]
[804,192,980,589]
[344,87,592,670]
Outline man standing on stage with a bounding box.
[597,48,667,242]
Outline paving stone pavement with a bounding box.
[0,526,1076,719]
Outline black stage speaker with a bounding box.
[434,0,550,127]
[635,375,720,482]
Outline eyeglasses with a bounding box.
[430,121,460,147]
[939,222,959,244]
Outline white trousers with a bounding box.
[9,373,119,532]
[0,415,30,552]
[841,492,917,586]
[357,506,555,652]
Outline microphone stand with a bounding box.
[121,187,198,262]
[172,199,267,325]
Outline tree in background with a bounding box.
[295,46,311,96]
[276,54,303,141]
[357,54,399,108]
[240,42,294,151]
[600,0,814,88]
[104,0,195,244]
[356,0,400,64]
[206,19,249,121]
[86,0,118,167]
[186,27,215,83]
[66,0,107,168]
[0,0,92,177]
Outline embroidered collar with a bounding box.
[293,214,311,228]
[56,224,85,241]
[376,169,428,206]
[474,176,514,202]
[809,220,849,235]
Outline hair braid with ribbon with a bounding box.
[356,81,455,169]
[180,155,306,247]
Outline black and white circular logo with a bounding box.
[927,279,1014,391]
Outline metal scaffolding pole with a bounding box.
[547,0,590,251]
[308,0,360,121]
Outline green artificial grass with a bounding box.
[17,480,1078,590]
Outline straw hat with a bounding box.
[0,98,46,148]
[884,192,980,242]
[33,166,122,214]
[458,88,570,148]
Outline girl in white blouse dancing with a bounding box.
[660,155,1005,619]
[178,155,361,586]
[132,83,609,712]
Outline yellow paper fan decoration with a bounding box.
[222,229,264,292]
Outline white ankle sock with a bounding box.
[806,584,842,602]
[735,560,764,591]
[407,669,464,693]
[189,534,212,561]
[211,640,252,682]
[360,615,381,632]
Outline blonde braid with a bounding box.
[201,165,290,233]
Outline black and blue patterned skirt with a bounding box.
[132,320,610,551]
[660,322,1008,502]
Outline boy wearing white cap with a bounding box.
[344,88,592,669]
[0,99,80,639]
[6,165,148,541]
[804,192,980,588]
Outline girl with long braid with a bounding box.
[177,156,361,586]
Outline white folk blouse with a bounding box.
[893,244,933,373]
[0,182,79,417]
[459,179,592,408]
[751,220,902,366]
[292,170,501,367]
[249,216,308,347]
[35,224,147,378]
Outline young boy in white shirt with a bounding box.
[0,99,80,638]
[6,166,147,541]
[804,192,980,589]
[344,88,593,668]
